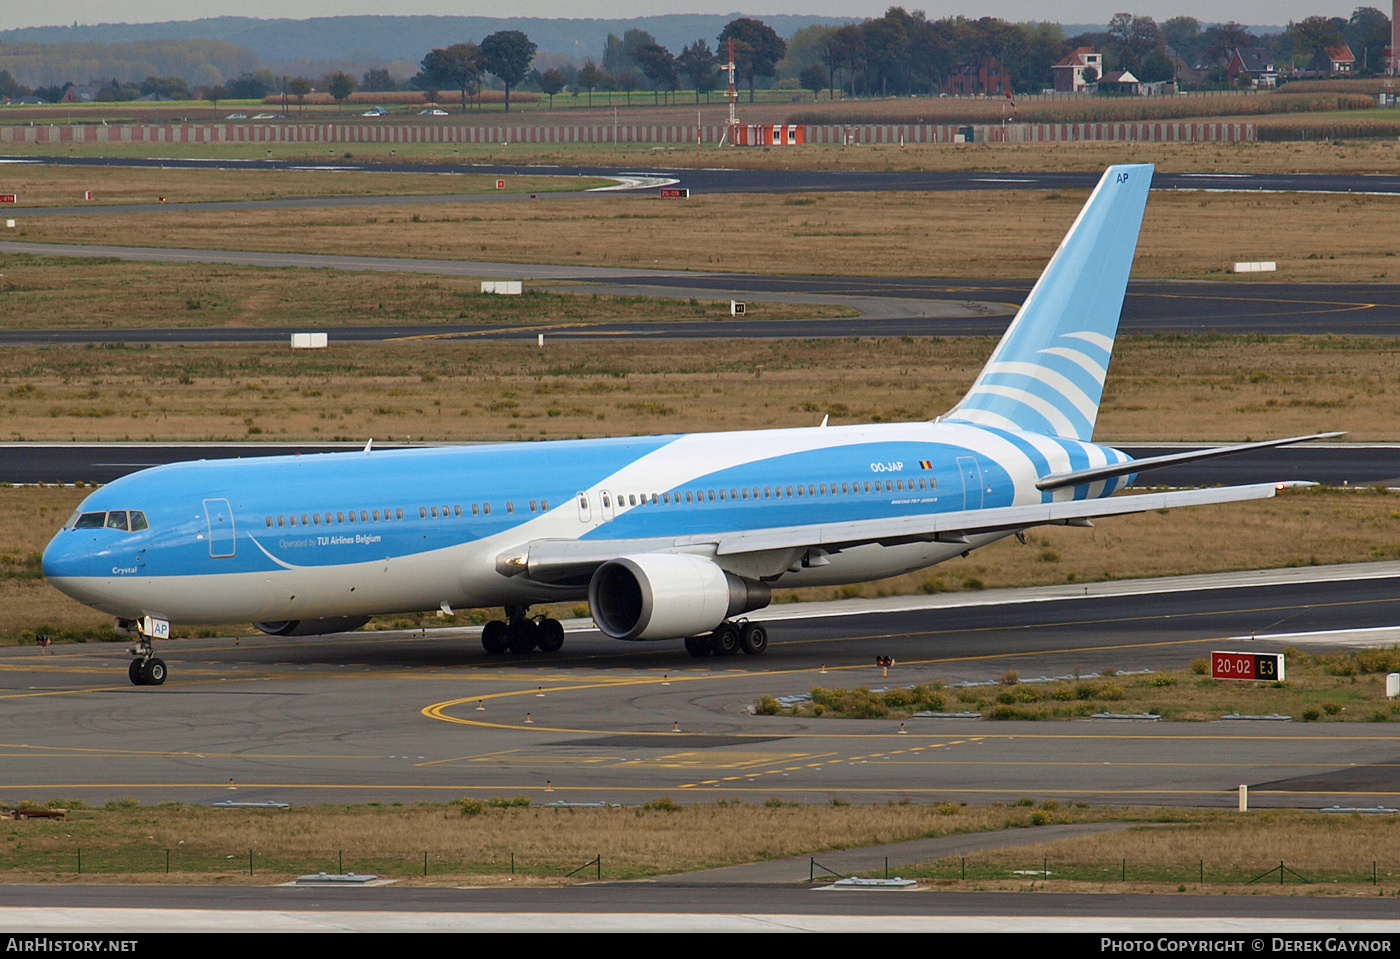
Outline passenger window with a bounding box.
[541,499,548,511]
[106,511,129,531]
[431,506,438,518]
[302,514,310,525]
[361,510,369,522]
[472,504,480,516]
[719,490,726,501]
[454,505,462,517]
[347,512,356,523]
[530,500,538,512]
[507,502,514,514]
[419,508,427,519]
[396,509,403,520]
[278,516,286,527]
[928,478,937,489]
[372,510,380,521]
[266,517,274,528]
[337,512,345,523]
[483,503,491,515]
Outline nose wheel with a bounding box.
[128,625,167,685]
[129,656,167,686]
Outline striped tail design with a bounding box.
[944,164,1154,441]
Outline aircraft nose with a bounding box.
[42,530,87,581]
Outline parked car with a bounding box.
[360,106,389,117]
[225,113,248,119]
[419,108,449,116]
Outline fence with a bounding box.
[0,120,1257,146]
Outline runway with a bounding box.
[5,562,1400,808]
[7,154,1400,199]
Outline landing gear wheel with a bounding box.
[536,618,565,653]
[684,635,711,657]
[128,659,145,686]
[481,620,508,655]
[739,622,768,655]
[506,618,538,654]
[709,623,740,657]
[139,658,167,686]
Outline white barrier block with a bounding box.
[481,280,523,295]
[1233,261,1277,273]
[4,219,14,228]
[290,333,328,349]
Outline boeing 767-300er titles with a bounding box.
[43,165,1333,685]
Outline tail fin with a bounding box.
[944,163,1154,441]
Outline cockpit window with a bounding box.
[68,510,149,532]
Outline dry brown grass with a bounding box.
[0,336,1390,444]
[0,799,1188,883]
[0,253,839,329]
[3,168,602,208]
[929,813,1400,887]
[14,187,1400,282]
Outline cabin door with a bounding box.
[202,498,236,558]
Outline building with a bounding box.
[1309,44,1356,75]
[945,57,1012,96]
[1226,48,1278,87]
[1097,70,1142,95]
[1052,47,1103,92]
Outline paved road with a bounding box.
[5,883,1400,932]
[7,153,1400,199]
[2,440,1390,486]
[5,563,1400,808]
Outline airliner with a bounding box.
[43,164,1330,685]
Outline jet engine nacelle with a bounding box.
[589,553,771,641]
[253,616,372,637]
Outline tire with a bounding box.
[481,620,508,655]
[710,623,740,657]
[128,659,145,686]
[739,623,768,655]
[536,618,565,653]
[506,619,538,654]
[141,658,167,686]
[684,634,711,657]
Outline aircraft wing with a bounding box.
[504,481,1306,584]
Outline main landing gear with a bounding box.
[128,631,167,686]
[481,606,566,656]
[685,620,768,658]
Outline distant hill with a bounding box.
[0,14,862,65]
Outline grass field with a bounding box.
[12,186,1399,283]
[2,800,1398,892]
[764,647,1400,723]
[0,253,845,329]
[0,168,609,208]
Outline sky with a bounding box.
[1,2,1376,32]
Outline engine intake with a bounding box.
[589,553,770,641]
[253,616,372,637]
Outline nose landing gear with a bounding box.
[125,618,168,686]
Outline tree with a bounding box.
[616,68,641,104]
[824,24,865,100]
[718,18,786,102]
[361,68,398,92]
[1289,15,1346,61]
[1345,6,1392,73]
[538,68,565,108]
[288,77,312,112]
[677,40,719,103]
[327,71,355,110]
[799,63,827,100]
[633,42,678,105]
[577,59,605,106]
[418,43,483,114]
[201,84,225,109]
[480,30,538,112]
[1139,48,1176,83]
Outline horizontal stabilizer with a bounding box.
[1036,432,1346,491]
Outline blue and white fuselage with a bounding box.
[42,164,1326,674]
